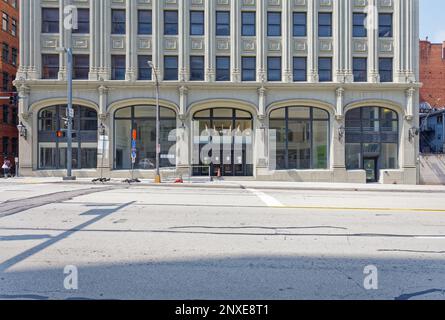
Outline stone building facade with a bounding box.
[15,0,420,184]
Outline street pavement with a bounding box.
[0,179,445,300]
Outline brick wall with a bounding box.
[420,40,445,109]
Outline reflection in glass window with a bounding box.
[114,106,177,170]
[345,107,399,170]
[38,105,98,169]
[269,107,330,170]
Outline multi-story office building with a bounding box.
[15,0,420,184]
[0,0,19,173]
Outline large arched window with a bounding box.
[345,106,399,182]
[114,105,177,170]
[269,106,330,170]
[38,105,98,169]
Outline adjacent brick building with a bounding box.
[0,0,19,173]
[420,39,445,109]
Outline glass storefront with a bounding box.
[192,108,253,177]
[269,107,330,170]
[114,105,177,170]
[38,105,98,169]
[345,107,399,182]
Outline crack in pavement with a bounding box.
[0,186,125,218]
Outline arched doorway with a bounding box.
[345,107,399,183]
[192,108,253,177]
[37,105,98,169]
[113,105,177,170]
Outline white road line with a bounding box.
[247,188,284,207]
[414,237,445,240]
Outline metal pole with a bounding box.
[65,48,75,180]
[154,69,161,183]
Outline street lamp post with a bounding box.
[57,47,76,181]
[148,61,161,184]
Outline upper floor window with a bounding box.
[138,10,152,35]
[42,8,59,34]
[353,57,367,82]
[379,13,393,37]
[2,43,8,62]
[11,18,16,36]
[242,12,256,36]
[164,10,178,35]
[379,58,393,82]
[216,11,230,36]
[267,12,281,37]
[11,47,17,66]
[111,55,126,80]
[353,13,367,37]
[216,56,230,81]
[111,9,126,35]
[73,55,89,80]
[190,56,205,81]
[2,13,8,32]
[138,55,152,80]
[268,57,282,82]
[73,8,89,34]
[2,72,9,91]
[318,13,332,37]
[293,12,307,37]
[42,54,59,79]
[164,56,178,81]
[293,57,307,82]
[242,57,256,82]
[318,57,332,82]
[190,11,204,36]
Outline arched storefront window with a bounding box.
[38,105,98,169]
[269,107,330,170]
[192,108,253,177]
[345,107,399,182]
[114,105,177,170]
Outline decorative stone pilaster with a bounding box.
[405,87,415,121]
[335,87,345,120]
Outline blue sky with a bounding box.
[420,0,445,42]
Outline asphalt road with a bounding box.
[0,182,445,300]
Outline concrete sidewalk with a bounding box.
[2,176,445,193]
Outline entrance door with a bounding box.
[193,108,253,177]
[364,158,378,183]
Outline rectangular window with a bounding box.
[293,57,307,82]
[353,57,367,82]
[353,13,367,37]
[318,12,332,37]
[216,11,230,36]
[242,12,256,36]
[11,18,16,36]
[216,56,230,81]
[164,11,178,35]
[190,11,204,36]
[2,13,8,32]
[11,48,17,66]
[73,8,89,34]
[2,137,9,156]
[379,58,393,82]
[73,55,89,79]
[268,12,281,37]
[138,10,152,35]
[2,72,9,91]
[318,57,332,82]
[138,55,152,80]
[242,57,256,81]
[42,8,59,34]
[268,57,281,82]
[2,105,8,124]
[111,55,126,80]
[164,56,178,80]
[190,56,205,81]
[379,13,393,37]
[111,9,126,35]
[293,12,307,37]
[2,43,8,62]
[42,54,59,79]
